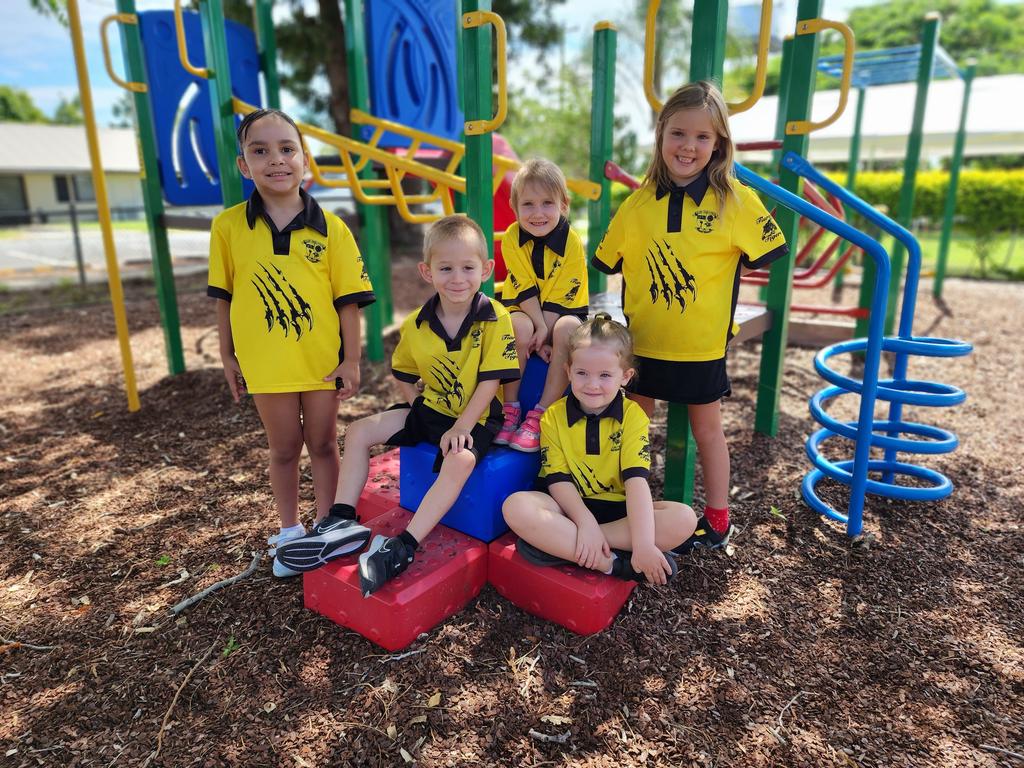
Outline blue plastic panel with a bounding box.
[400,444,541,542]
[364,0,462,147]
[138,10,261,205]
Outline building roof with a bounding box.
[0,123,139,174]
[730,74,1024,164]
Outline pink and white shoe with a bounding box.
[494,404,522,445]
[509,409,543,452]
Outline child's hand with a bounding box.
[631,543,671,586]
[222,355,246,402]
[440,425,473,456]
[325,359,361,400]
[537,343,553,363]
[528,323,548,355]
[574,518,610,570]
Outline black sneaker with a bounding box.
[275,515,371,573]
[515,538,572,568]
[609,549,678,583]
[358,534,415,597]
[672,516,734,555]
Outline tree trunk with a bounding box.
[318,0,350,137]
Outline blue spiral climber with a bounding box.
[736,154,972,536]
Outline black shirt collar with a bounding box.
[415,291,496,352]
[565,390,625,427]
[245,187,328,237]
[655,168,710,207]
[517,216,570,257]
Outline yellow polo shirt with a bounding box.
[593,171,787,361]
[392,292,519,423]
[500,217,589,317]
[207,189,374,393]
[539,392,651,502]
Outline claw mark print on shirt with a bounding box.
[645,239,697,312]
[251,263,314,340]
[758,215,782,243]
[302,238,326,263]
[429,356,466,411]
[569,459,614,496]
[563,278,582,304]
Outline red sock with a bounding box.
[703,505,730,534]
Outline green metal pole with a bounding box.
[755,0,822,437]
[763,35,794,303]
[254,0,281,109]
[454,10,467,215]
[934,61,975,298]
[587,22,616,296]
[663,0,728,506]
[116,0,185,375]
[834,84,866,294]
[462,0,495,295]
[343,0,391,362]
[886,12,940,335]
[199,0,244,207]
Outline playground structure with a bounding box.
[59,0,975,645]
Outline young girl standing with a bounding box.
[592,82,788,553]
[207,109,376,577]
[502,314,695,584]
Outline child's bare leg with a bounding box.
[298,390,341,523]
[537,314,582,408]
[503,311,535,403]
[599,500,697,552]
[688,401,729,509]
[334,408,411,508]
[252,393,303,529]
[503,491,614,572]
[627,392,656,418]
[405,448,476,542]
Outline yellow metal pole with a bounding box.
[67,0,140,412]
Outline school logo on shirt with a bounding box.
[502,333,518,361]
[356,252,369,283]
[693,209,717,233]
[563,278,582,304]
[509,272,521,290]
[470,328,482,349]
[429,356,465,411]
[644,239,697,312]
[303,239,326,264]
[758,215,782,243]
[609,429,622,452]
[539,446,549,469]
[638,434,650,463]
[251,262,314,340]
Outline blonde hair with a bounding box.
[643,81,735,211]
[509,158,570,213]
[568,312,635,372]
[422,215,488,265]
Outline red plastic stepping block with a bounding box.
[356,449,401,523]
[487,532,636,635]
[304,507,488,651]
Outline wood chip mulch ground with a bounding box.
[1,258,1021,767]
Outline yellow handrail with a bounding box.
[726,0,773,114]
[173,0,209,79]
[100,14,147,93]
[463,11,508,135]
[787,19,855,134]
[643,0,664,114]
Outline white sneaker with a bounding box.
[268,527,306,578]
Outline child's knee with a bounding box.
[552,314,582,343]
[502,491,530,525]
[659,501,697,538]
[304,433,338,459]
[440,447,476,477]
[268,436,303,465]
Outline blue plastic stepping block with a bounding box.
[399,444,540,542]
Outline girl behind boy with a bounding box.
[496,159,588,453]
[592,81,788,554]
[502,314,696,585]
[207,109,376,578]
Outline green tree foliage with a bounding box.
[52,95,83,125]
[834,0,1024,75]
[0,86,48,123]
[28,0,66,26]
[109,92,134,129]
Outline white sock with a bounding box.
[602,553,617,574]
[279,523,306,541]
[508,401,521,409]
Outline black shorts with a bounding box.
[385,397,500,473]
[583,497,628,525]
[628,355,731,404]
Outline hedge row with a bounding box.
[835,170,1024,233]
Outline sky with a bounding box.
[3,0,881,128]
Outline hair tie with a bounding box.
[593,311,612,323]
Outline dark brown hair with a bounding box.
[235,108,302,154]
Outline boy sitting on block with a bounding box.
[282,215,519,596]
